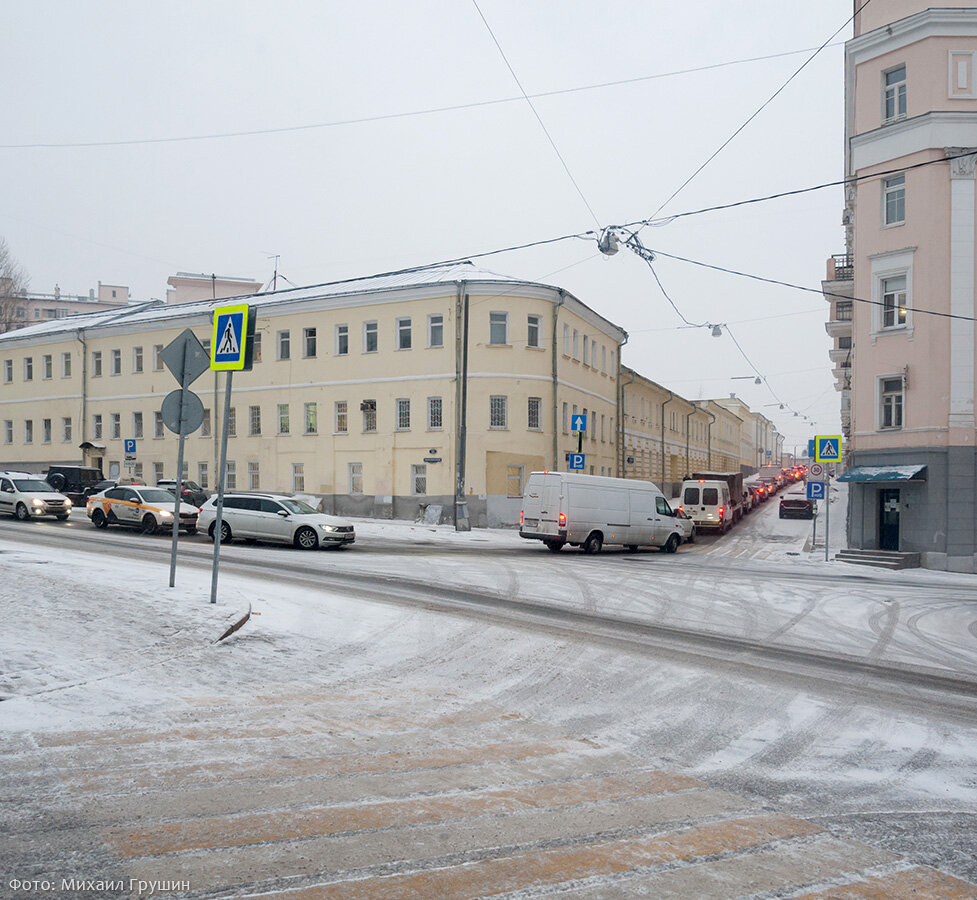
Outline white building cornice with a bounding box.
[851,111,977,171]
[848,8,977,67]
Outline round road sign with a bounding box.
[809,462,824,479]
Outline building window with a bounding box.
[153,344,163,371]
[583,336,589,366]
[24,420,33,444]
[428,313,443,348]
[3,359,11,383]
[396,398,410,431]
[396,317,412,350]
[348,462,363,494]
[93,414,102,440]
[427,396,442,430]
[292,463,305,492]
[154,411,164,439]
[335,324,349,356]
[838,335,852,350]
[836,301,853,321]
[562,402,568,434]
[362,399,377,433]
[110,349,121,376]
[153,461,164,484]
[572,329,579,359]
[601,414,606,442]
[563,323,570,356]
[225,460,236,491]
[24,357,33,381]
[882,275,908,329]
[335,400,348,433]
[506,465,525,498]
[62,417,72,442]
[3,420,11,444]
[133,412,143,439]
[248,405,261,436]
[601,345,607,373]
[490,395,508,429]
[278,403,289,435]
[42,354,52,380]
[489,311,508,345]
[363,321,378,353]
[528,396,541,430]
[527,314,541,348]
[883,64,907,122]
[278,330,291,360]
[201,408,211,438]
[91,351,102,377]
[110,413,121,440]
[198,462,208,489]
[880,376,904,429]
[252,332,262,363]
[883,174,905,226]
[303,327,317,358]
[61,352,71,378]
[304,402,317,434]
[42,418,52,443]
[248,461,260,490]
[227,407,237,437]
[411,464,427,495]
[133,346,143,373]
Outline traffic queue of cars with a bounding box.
[0,470,356,551]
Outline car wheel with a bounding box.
[583,532,603,555]
[141,514,157,535]
[209,521,233,544]
[665,533,680,554]
[625,544,638,552]
[545,540,565,553]
[294,526,318,550]
[56,514,69,521]
[15,503,30,521]
[91,508,108,529]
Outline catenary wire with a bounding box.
[643,0,871,224]
[471,0,601,227]
[0,44,845,151]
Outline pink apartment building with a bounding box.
[833,1,977,570]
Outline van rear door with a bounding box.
[628,489,656,545]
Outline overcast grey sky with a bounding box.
[1,1,854,450]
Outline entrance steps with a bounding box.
[835,548,921,570]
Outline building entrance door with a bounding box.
[879,488,900,551]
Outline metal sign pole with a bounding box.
[824,471,830,562]
[168,359,190,588]
[210,371,234,604]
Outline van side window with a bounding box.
[702,488,719,505]
[683,487,699,505]
[656,496,672,515]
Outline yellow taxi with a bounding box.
[86,485,199,535]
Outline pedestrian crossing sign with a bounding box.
[211,304,251,371]
[815,434,842,463]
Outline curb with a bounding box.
[215,603,252,643]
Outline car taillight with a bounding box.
[718,506,725,518]
[519,510,524,526]
[558,512,566,527]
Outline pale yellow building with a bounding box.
[0,263,625,527]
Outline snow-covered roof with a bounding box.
[837,465,927,483]
[0,261,623,343]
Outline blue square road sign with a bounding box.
[807,481,826,500]
[568,453,585,470]
[211,304,250,371]
[124,439,136,454]
[815,434,842,463]
[570,413,587,433]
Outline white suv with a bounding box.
[198,493,355,550]
[0,472,72,521]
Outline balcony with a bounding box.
[825,253,853,283]
[829,347,851,364]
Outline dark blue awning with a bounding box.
[837,465,926,483]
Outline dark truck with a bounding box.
[45,465,103,507]
[691,471,745,523]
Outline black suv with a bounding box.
[157,479,210,507]
[45,465,103,507]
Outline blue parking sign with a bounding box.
[807,481,826,500]
[124,439,136,454]
[568,453,585,470]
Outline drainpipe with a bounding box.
[552,290,566,470]
[616,335,629,477]
[619,366,636,478]
[660,390,675,490]
[684,404,695,477]
[77,328,88,452]
[695,402,716,469]
[454,282,470,531]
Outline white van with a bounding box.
[679,478,733,533]
[519,471,687,554]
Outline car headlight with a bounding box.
[320,524,338,532]
[160,510,173,518]
[65,499,72,508]
[32,498,44,507]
